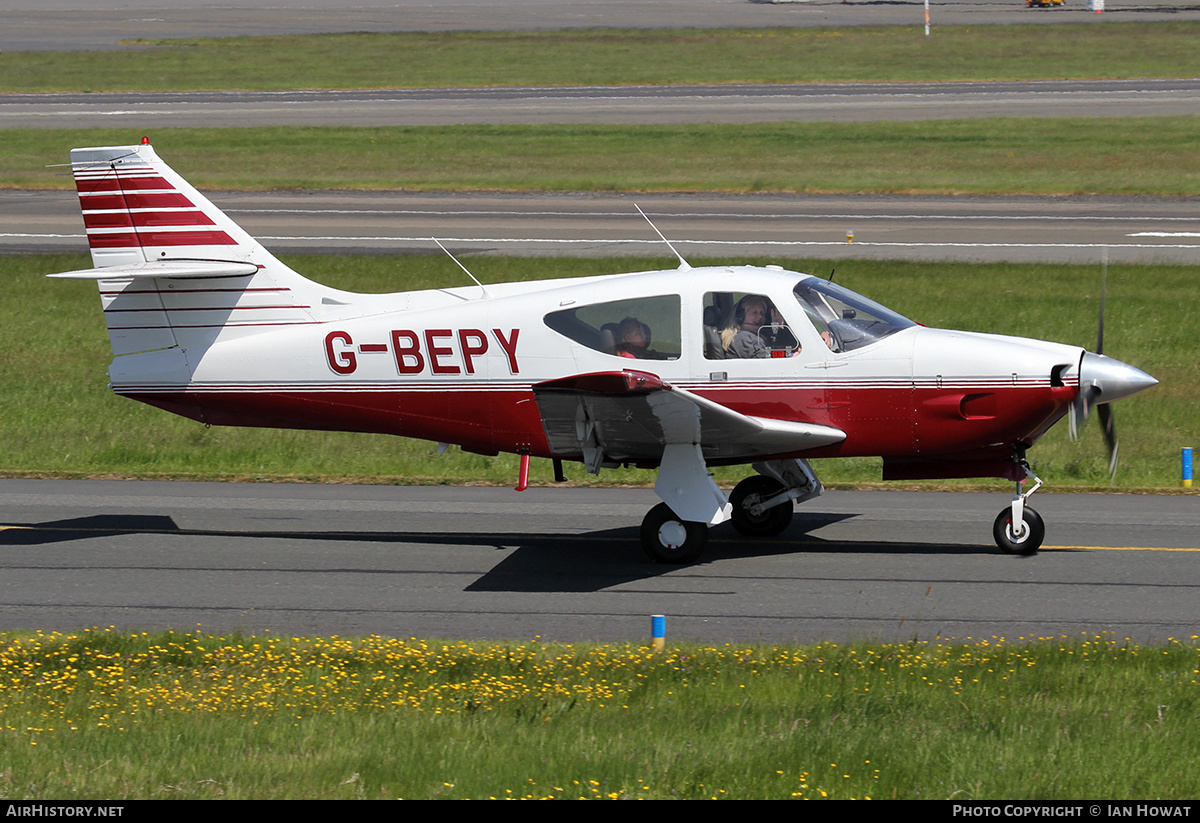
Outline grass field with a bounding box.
[3,23,1200,93]
[4,253,1188,491]
[7,118,1200,196]
[2,629,1197,800]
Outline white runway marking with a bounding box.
[254,236,1200,251]
[1127,232,1200,237]
[8,231,1200,252]
[226,207,1200,223]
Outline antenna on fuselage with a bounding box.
[432,237,492,300]
[635,204,690,271]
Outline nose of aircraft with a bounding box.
[1079,352,1158,403]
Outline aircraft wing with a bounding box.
[532,370,845,467]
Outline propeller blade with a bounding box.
[1098,403,1118,479]
[1067,392,1088,441]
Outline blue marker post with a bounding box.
[1184,447,1193,489]
[651,615,666,651]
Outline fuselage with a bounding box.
[108,265,1084,477]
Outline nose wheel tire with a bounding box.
[729,476,794,537]
[641,503,708,564]
[993,507,1044,556]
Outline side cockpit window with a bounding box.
[545,295,681,360]
[703,292,800,360]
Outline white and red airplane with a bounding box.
[49,140,1157,563]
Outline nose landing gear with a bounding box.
[994,452,1044,555]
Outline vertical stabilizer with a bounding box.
[56,141,359,358]
[73,141,260,269]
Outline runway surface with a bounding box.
[8,188,1200,264]
[8,79,1200,129]
[9,0,1200,52]
[2,480,1197,643]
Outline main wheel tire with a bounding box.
[640,503,708,564]
[993,506,1045,556]
[729,476,794,537]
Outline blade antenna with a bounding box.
[432,237,492,299]
[635,204,690,270]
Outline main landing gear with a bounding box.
[729,458,823,538]
[640,458,823,564]
[729,476,793,537]
[993,455,1045,556]
[641,503,709,564]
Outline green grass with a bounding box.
[2,253,1190,491]
[7,118,1200,195]
[1,629,1197,799]
[3,23,1200,93]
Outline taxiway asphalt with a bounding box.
[8,0,1200,52]
[1,480,1196,643]
[8,79,1200,129]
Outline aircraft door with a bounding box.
[697,290,832,424]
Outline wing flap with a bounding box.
[532,370,845,464]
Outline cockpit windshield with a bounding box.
[793,279,916,353]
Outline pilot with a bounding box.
[721,295,771,358]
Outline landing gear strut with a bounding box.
[640,456,824,564]
[993,450,1045,555]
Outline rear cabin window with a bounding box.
[544,295,681,360]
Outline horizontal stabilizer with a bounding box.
[47,260,259,280]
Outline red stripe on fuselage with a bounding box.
[116,387,549,458]
[111,382,1073,466]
